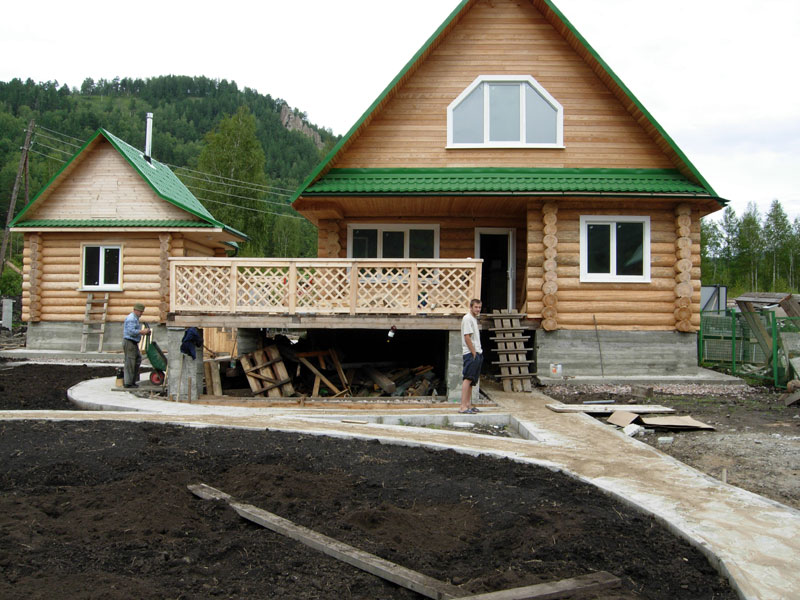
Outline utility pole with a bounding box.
[0,119,34,278]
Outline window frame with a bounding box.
[579,216,650,283]
[80,243,123,291]
[447,74,564,149]
[346,224,440,259]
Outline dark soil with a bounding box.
[0,363,737,599]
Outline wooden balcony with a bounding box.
[169,258,482,322]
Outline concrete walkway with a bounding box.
[1,374,798,600]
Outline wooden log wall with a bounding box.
[159,234,172,322]
[541,202,558,331]
[18,231,222,324]
[317,220,342,258]
[674,204,695,332]
[525,199,702,331]
[21,233,43,322]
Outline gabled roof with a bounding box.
[11,128,247,241]
[292,0,723,206]
[303,168,710,196]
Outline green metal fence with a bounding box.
[699,309,800,387]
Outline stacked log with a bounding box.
[318,220,341,258]
[158,234,172,322]
[28,233,42,322]
[674,204,694,332]
[541,202,559,331]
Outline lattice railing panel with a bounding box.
[296,266,350,312]
[355,267,412,313]
[170,258,481,316]
[173,265,231,310]
[418,266,476,314]
[236,266,289,311]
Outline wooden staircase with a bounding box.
[489,309,535,392]
[80,293,109,353]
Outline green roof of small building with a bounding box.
[12,219,217,228]
[11,129,247,240]
[304,168,713,196]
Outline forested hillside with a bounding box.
[0,75,339,268]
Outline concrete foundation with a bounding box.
[25,321,168,354]
[535,329,699,377]
[446,329,479,403]
[166,327,204,402]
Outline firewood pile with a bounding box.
[233,339,443,399]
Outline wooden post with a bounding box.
[0,120,34,278]
[288,262,297,315]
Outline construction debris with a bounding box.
[214,337,445,401]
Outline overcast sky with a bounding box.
[2,0,798,222]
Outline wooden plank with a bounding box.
[299,356,342,395]
[364,366,396,394]
[188,484,462,600]
[735,301,774,365]
[459,571,619,600]
[546,404,675,414]
[264,345,295,396]
[239,354,265,397]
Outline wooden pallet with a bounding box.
[490,309,534,392]
[240,346,295,397]
[80,292,109,353]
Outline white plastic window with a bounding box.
[579,216,650,283]
[448,75,563,148]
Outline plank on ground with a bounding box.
[546,404,675,414]
[188,484,463,600]
[458,571,620,600]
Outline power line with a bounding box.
[31,140,74,157]
[29,148,66,163]
[184,184,294,207]
[196,196,304,220]
[168,163,297,194]
[35,124,85,144]
[176,169,293,198]
[33,131,82,149]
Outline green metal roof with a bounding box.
[291,0,722,205]
[12,219,217,228]
[11,129,247,240]
[304,168,712,196]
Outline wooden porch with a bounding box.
[168,258,482,329]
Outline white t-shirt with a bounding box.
[461,312,482,355]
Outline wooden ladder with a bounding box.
[81,293,109,353]
[490,309,534,392]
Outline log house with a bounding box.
[290,0,726,377]
[10,128,247,352]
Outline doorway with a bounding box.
[475,228,515,313]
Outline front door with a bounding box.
[475,228,515,313]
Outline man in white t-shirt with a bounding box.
[459,298,483,413]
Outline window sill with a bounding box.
[579,276,650,284]
[446,143,565,150]
[78,286,123,292]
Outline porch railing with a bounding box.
[169,258,482,316]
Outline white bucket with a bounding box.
[550,363,562,376]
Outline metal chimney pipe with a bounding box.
[144,113,153,162]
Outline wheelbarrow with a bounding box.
[142,330,167,385]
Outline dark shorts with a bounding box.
[462,352,483,385]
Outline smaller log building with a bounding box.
[10,128,247,352]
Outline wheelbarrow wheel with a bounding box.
[150,370,165,386]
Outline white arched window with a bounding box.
[447,75,563,148]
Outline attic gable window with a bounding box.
[447,75,564,148]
